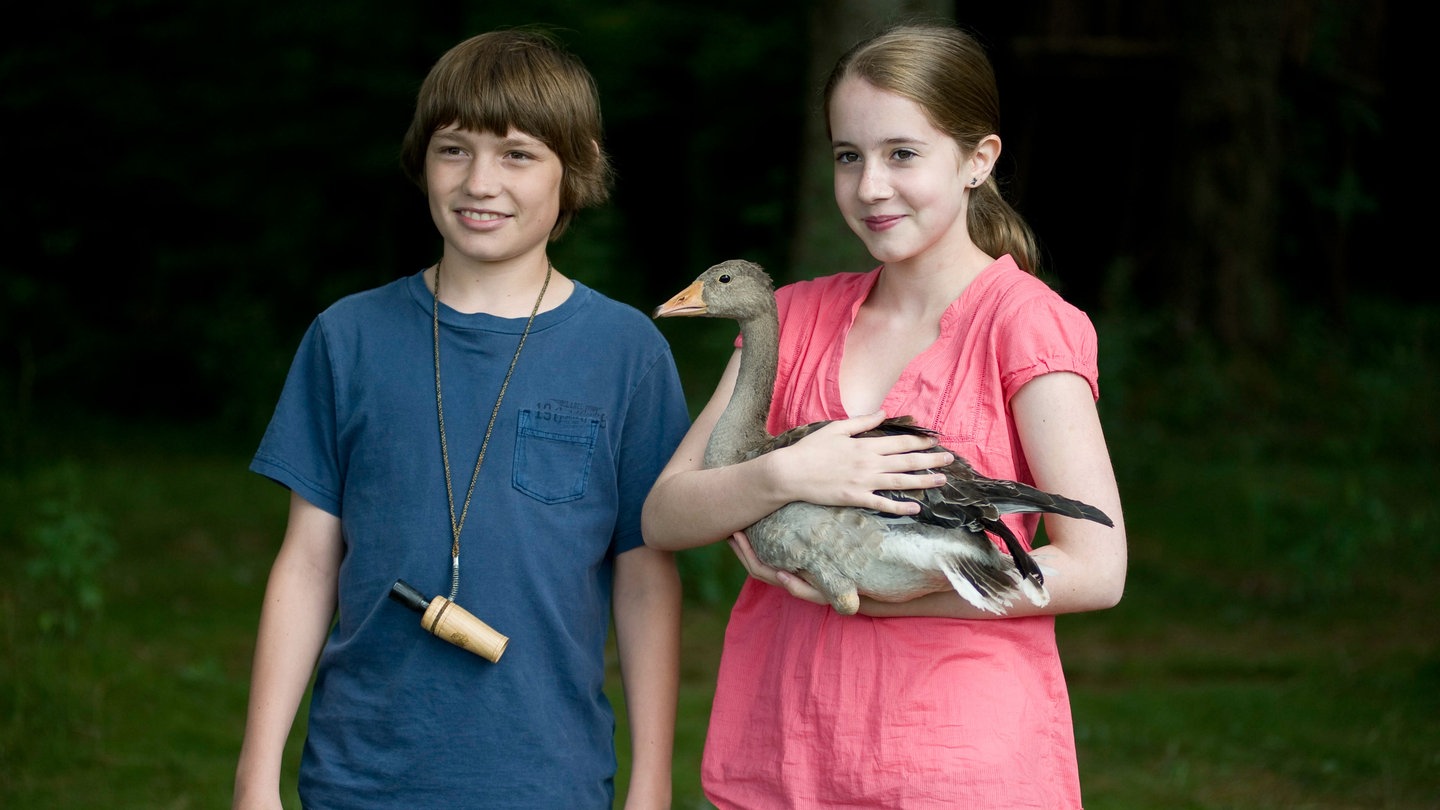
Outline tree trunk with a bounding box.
[1169,0,1289,348]
[789,0,954,284]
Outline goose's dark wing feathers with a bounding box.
[862,417,1113,592]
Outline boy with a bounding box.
[233,29,688,809]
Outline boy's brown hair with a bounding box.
[400,29,613,238]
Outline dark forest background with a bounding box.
[5,2,1439,806]
[0,0,1419,451]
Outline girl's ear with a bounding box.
[966,134,1001,186]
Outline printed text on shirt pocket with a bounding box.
[513,409,599,504]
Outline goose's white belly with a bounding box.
[748,501,998,602]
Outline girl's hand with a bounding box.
[770,411,952,515]
[727,531,830,606]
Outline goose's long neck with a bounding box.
[703,308,779,468]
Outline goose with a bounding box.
[653,259,1114,616]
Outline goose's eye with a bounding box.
[718,274,732,284]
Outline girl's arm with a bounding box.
[735,370,1127,618]
[641,350,953,551]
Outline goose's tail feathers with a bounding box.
[938,554,1051,615]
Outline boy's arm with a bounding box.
[611,543,681,810]
[233,492,343,810]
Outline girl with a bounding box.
[642,23,1127,808]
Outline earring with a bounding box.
[970,177,979,186]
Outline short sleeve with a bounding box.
[612,349,690,555]
[249,317,344,515]
[996,291,1100,403]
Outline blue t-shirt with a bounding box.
[251,270,691,809]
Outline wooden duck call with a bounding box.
[389,579,509,663]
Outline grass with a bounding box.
[2,299,1438,808]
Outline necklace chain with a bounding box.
[433,259,552,601]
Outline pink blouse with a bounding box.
[701,255,1099,809]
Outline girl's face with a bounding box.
[425,124,564,267]
[829,78,975,268]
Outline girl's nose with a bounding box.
[858,163,891,203]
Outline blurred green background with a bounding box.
[3,0,1435,808]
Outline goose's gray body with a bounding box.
[655,259,1113,615]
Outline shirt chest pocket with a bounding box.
[512,409,599,504]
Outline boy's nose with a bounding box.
[465,161,500,196]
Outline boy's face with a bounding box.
[425,124,563,267]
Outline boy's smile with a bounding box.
[425,124,563,267]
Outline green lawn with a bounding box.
[3,303,1437,808]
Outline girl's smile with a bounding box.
[829,77,990,271]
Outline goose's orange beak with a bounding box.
[653,279,708,318]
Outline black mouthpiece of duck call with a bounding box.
[389,579,430,613]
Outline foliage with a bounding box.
[5,297,1435,808]
[1098,293,1439,614]
[0,1,1425,806]
[16,464,116,637]
[1,1,1405,444]
[0,0,810,441]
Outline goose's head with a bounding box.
[653,259,776,322]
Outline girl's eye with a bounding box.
[892,148,918,161]
[506,151,533,161]
[834,151,860,165]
